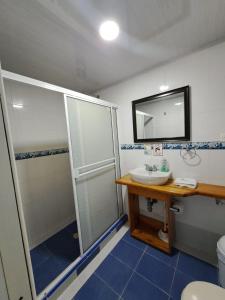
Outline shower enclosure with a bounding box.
[0,69,123,299]
[65,96,122,252]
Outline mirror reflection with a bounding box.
[132,86,190,142]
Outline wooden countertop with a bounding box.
[116,175,225,199]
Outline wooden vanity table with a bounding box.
[116,175,225,254]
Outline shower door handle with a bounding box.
[73,157,116,179]
[74,162,115,179]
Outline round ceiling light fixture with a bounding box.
[99,20,120,41]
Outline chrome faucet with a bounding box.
[145,164,158,172]
[145,164,153,171]
[152,164,158,172]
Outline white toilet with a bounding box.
[181,281,225,300]
[181,235,225,300]
[217,235,225,287]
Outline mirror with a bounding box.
[132,86,190,142]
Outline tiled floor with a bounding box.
[74,231,218,300]
[30,222,80,294]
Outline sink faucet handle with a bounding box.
[152,164,158,171]
[144,163,153,171]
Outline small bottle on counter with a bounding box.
[160,158,169,172]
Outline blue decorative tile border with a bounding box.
[121,144,145,150]
[15,147,69,160]
[121,141,225,150]
[41,214,128,300]
[164,141,225,150]
[15,142,225,160]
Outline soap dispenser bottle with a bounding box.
[160,158,169,172]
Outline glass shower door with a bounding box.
[65,96,120,252]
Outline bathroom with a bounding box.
[1,1,225,300]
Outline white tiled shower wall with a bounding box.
[96,41,225,264]
[4,80,75,249]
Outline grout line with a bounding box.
[119,246,146,299]
[175,251,180,270]
[122,236,147,252]
[173,252,218,285]
[110,242,173,298]
[134,270,170,296]
[173,268,197,281]
[108,253,133,270]
[174,252,200,280]
[94,273,120,297]
[134,246,180,297]
[168,251,180,297]
[118,272,135,300]
[143,249,177,269]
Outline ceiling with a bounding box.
[1,0,225,93]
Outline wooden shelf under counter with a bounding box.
[132,215,170,253]
[116,175,225,254]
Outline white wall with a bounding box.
[16,153,75,249]
[4,79,68,151]
[4,80,76,249]
[97,41,225,264]
[98,41,225,143]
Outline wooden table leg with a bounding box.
[128,191,139,232]
[166,198,174,252]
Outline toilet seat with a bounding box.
[181,281,225,300]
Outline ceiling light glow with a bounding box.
[159,85,169,92]
[99,20,120,41]
[175,102,183,106]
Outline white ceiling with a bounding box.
[1,0,225,93]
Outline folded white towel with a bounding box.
[174,178,197,189]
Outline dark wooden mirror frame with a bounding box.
[132,86,190,143]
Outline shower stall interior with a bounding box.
[0,69,123,299]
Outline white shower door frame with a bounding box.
[1,69,122,300]
[64,93,122,254]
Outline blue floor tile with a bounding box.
[146,246,179,268]
[122,231,147,251]
[72,238,220,300]
[31,221,80,294]
[30,244,51,268]
[66,222,78,235]
[122,272,168,300]
[111,240,143,269]
[170,270,195,300]
[136,253,175,293]
[74,274,118,300]
[95,254,133,294]
[45,230,79,262]
[33,256,67,294]
[177,252,218,284]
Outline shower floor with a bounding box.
[30,221,80,294]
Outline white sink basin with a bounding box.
[129,167,171,186]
